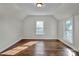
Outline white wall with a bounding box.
[0,4,27,52]
[0,17,22,52]
[57,20,64,40]
[74,15,79,51]
[23,15,57,39]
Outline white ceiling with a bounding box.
[0,3,79,20]
[16,3,62,15]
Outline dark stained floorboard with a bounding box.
[0,39,79,56]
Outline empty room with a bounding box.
[0,3,79,56]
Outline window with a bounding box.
[36,21,44,35]
[64,18,73,43]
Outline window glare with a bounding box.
[64,18,73,44]
[36,21,44,35]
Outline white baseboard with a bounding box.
[59,39,79,52]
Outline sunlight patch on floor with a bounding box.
[2,41,37,55]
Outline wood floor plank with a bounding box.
[1,41,37,56]
[0,39,79,56]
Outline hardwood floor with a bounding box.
[0,39,79,56]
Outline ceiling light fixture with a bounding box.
[36,3,43,8]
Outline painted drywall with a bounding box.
[74,15,79,51]
[0,4,27,52]
[23,15,57,39]
[0,17,22,52]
